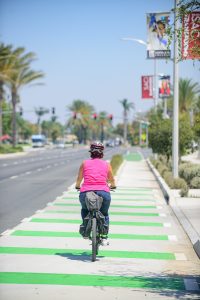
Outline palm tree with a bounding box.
[119,99,134,144]
[6,48,44,146]
[35,107,49,134]
[179,78,200,113]
[67,100,94,144]
[0,43,19,143]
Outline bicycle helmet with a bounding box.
[89,141,104,153]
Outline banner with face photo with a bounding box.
[147,12,171,59]
[158,75,170,98]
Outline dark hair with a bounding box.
[90,151,104,159]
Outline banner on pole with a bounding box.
[158,75,170,98]
[182,12,200,59]
[141,76,153,99]
[146,12,171,59]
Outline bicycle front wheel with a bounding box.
[91,217,97,262]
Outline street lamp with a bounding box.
[121,37,158,109]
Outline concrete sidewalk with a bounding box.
[0,150,200,299]
[147,156,200,259]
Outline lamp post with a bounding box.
[121,37,158,109]
[172,0,179,178]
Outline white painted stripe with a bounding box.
[21,217,32,223]
[163,223,171,227]
[3,163,8,166]
[13,161,18,164]
[10,175,18,179]
[46,166,51,169]
[184,278,199,291]
[36,210,44,213]
[175,253,187,261]
[159,213,166,217]
[25,171,31,175]
[37,168,42,171]
[1,229,15,236]
[168,235,177,241]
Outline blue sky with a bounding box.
[0,0,199,125]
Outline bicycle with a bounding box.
[77,189,115,262]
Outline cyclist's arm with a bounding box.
[107,163,116,188]
[75,162,84,189]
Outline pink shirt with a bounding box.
[80,158,110,192]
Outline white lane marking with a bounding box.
[25,171,31,175]
[10,175,18,179]
[3,163,8,166]
[175,253,187,261]
[163,223,171,227]
[54,163,58,166]
[156,205,163,209]
[159,213,166,217]
[168,235,177,241]
[1,229,15,236]
[13,161,18,165]
[46,165,51,169]
[184,278,199,291]
[37,168,42,171]
[22,160,27,163]
[21,217,32,222]
[36,209,44,213]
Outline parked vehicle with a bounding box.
[31,135,46,147]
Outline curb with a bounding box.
[147,158,200,259]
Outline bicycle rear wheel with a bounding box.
[91,217,97,262]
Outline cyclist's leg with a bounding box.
[79,192,89,221]
[95,191,111,225]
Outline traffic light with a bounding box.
[19,107,23,116]
[93,113,97,120]
[52,107,55,114]
[108,114,113,121]
[73,112,77,119]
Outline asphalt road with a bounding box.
[0,146,125,234]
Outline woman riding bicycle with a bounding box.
[75,141,116,245]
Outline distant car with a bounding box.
[56,142,65,149]
[106,140,115,147]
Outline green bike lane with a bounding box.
[0,151,200,299]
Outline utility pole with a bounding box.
[172,0,179,178]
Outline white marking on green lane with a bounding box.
[175,253,187,261]
[168,235,177,241]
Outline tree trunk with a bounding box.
[11,90,17,147]
[123,110,128,145]
[0,81,4,145]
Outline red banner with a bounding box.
[141,76,153,99]
[182,12,200,59]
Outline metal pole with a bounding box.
[139,122,142,146]
[154,59,158,110]
[172,0,179,178]
[146,124,149,147]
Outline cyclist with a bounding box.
[75,141,116,245]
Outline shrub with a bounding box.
[163,171,174,188]
[182,165,200,185]
[179,163,193,178]
[157,164,169,177]
[190,177,200,189]
[173,178,188,190]
[180,185,189,197]
[0,145,23,154]
[110,154,123,175]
